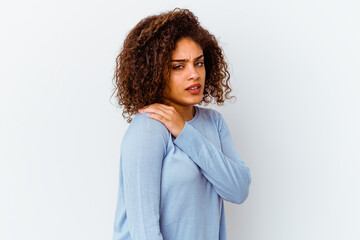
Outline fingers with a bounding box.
[146,112,167,123]
[141,106,170,126]
[138,103,184,138]
[138,103,171,120]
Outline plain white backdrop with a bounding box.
[1,0,359,239]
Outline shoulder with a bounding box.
[197,106,224,126]
[128,112,169,137]
[120,113,169,173]
[196,106,229,137]
[121,113,170,149]
[131,112,169,130]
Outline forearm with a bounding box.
[174,122,251,204]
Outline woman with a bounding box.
[112,8,251,240]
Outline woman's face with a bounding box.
[163,37,206,107]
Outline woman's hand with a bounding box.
[138,103,185,138]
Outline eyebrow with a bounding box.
[170,54,204,62]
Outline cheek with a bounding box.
[169,74,184,90]
[164,79,178,97]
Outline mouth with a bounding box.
[185,83,201,94]
[185,83,201,90]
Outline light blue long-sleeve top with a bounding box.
[113,105,251,240]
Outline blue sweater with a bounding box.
[113,106,251,240]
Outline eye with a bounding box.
[172,65,184,70]
[195,61,204,67]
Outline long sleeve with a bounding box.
[173,112,251,204]
[118,114,168,239]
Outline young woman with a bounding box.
[111,8,251,240]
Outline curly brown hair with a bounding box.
[111,8,236,123]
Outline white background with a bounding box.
[1,0,359,239]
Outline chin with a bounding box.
[168,94,203,106]
[188,97,203,105]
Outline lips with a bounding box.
[185,83,201,90]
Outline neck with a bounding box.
[176,105,195,122]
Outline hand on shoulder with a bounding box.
[138,103,185,138]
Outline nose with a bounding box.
[188,65,199,80]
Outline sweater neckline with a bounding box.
[186,105,199,124]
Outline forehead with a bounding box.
[171,37,203,59]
